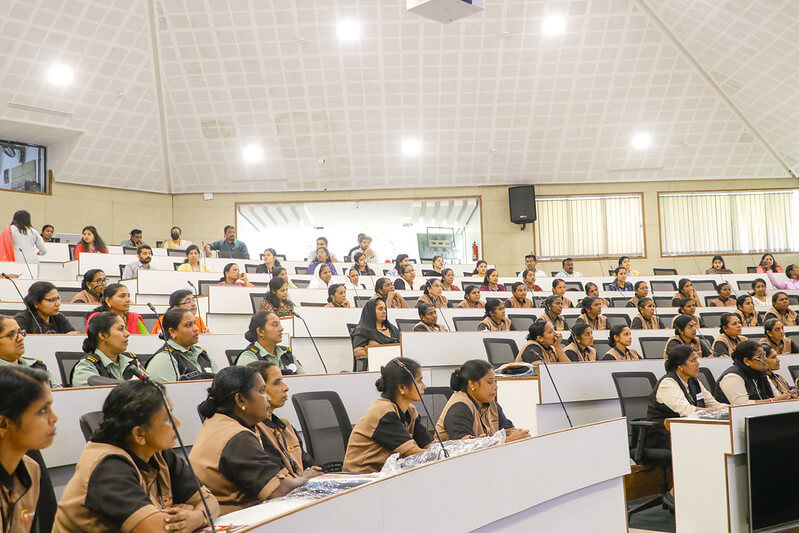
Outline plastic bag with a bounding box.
[380,429,507,475]
[280,473,382,501]
[694,409,730,420]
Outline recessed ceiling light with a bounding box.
[541,15,566,36]
[631,132,653,150]
[337,19,361,41]
[46,64,74,87]
[402,138,422,157]
[242,144,264,163]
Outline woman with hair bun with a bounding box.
[85,283,147,334]
[760,318,799,354]
[435,359,529,441]
[413,302,447,332]
[504,282,533,309]
[717,341,791,405]
[416,279,448,309]
[733,294,759,327]
[70,269,106,304]
[602,325,640,361]
[343,358,433,473]
[711,313,747,357]
[151,289,209,335]
[630,298,663,330]
[477,300,513,332]
[563,322,597,362]
[664,315,712,358]
[146,308,216,383]
[236,311,304,374]
[190,366,319,514]
[56,380,219,531]
[71,312,134,388]
[575,296,607,331]
[324,283,350,308]
[457,286,484,309]
[517,320,569,364]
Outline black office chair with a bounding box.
[611,372,671,517]
[293,279,311,289]
[118,264,125,277]
[354,296,372,308]
[691,280,717,292]
[605,314,631,328]
[421,269,439,276]
[650,280,677,292]
[55,351,85,388]
[292,391,352,472]
[696,367,720,401]
[225,349,245,366]
[638,337,668,360]
[68,243,77,260]
[653,296,674,308]
[346,323,368,372]
[452,316,484,331]
[447,299,463,308]
[593,338,610,357]
[564,315,580,329]
[198,280,214,296]
[244,264,259,274]
[300,302,327,307]
[610,297,630,308]
[134,353,154,369]
[483,338,518,367]
[79,411,104,442]
[166,248,185,257]
[139,313,158,332]
[60,311,87,332]
[413,387,453,433]
[396,318,418,332]
[746,266,758,273]
[508,314,536,332]
[700,312,725,328]
[788,365,799,385]
[249,293,265,313]
[55,286,81,301]
[564,281,583,292]
[652,268,678,276]
[294,266,308,274]
[172,262,182,271]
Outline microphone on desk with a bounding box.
[16,247,35,279]
[2,272,42,334]
[536,331,574,428]
[187,280,197,295]
[292,311,329,373]
[393,359,449,458]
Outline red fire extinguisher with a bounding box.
[472,241,479,261]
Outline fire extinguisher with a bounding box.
[472,241,479,261]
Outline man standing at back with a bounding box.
[205,225,249,259]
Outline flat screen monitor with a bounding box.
[0,140,47,193]
[746,411,799,532]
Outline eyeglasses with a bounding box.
[43,296,61,303]
[0,328,25,340]
[91,278,107,286]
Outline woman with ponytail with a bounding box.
[416,278,448,309]
[236,311,304,374]
[343,358,433,473]
[435,359,529,442]
[71,312,134,387]
[146,308,216,383]
[189,367,320,513]
[563,322,597,362]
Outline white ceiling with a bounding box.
[0,0,796,194]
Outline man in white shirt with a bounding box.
[122,245,155,279]
[556,257,582,277]
[523,254,547,278]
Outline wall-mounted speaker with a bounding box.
[508,185,536,226]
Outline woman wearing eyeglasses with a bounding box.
[151,289,210,335]
[14,282,79,335]
[70,269,106,304]
[0,315,59,387]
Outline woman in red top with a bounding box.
[73,225,108,259]
[756,253,783,274]
[521,269,542,292]
[85,283,148,334]
[440,268,460,291]
[480,268,506,292]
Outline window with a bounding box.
[0,140,48,194]
[533,194,645,259]
[659,190,799,256]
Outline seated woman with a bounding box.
[372,278,408,309]
[551,279,574,308]
[575,296,607,331]
[0,366,57,533]
[480,268,505,292]
[711,313,747,357]
[177,244,210,272]
[710,282,735,307]
[516,320,569,363]
[416,279,448,309]
[0,315,58,387]
[436,360,529,441]
[671,297,706,329]
[146,308,217,382]
[458,286,484,309]
[759,318,799,355]
[351,252,376,276]
[190,367,319,514]
[386,254,409,277]
[619,256,639,276]
[750,278,768,307]
[664,315,712,358]
[764,291,797,326]
[70,269,106,304]
[671,278,702,308]
[472,260,488,278]
[761,344,799,399]
[306,246,337,276]
[72,312,136,388]
[440,268,460,291]
[352,298,400,361]
[307,264,333,289]
[345,268,366,290]
[706,255,733,274]
[218,263,254,287]
[413,302,447,332]
[630,297,664,330]
[584,282,609,308]
[563,322,597,362]
[259,277,295,318]
[477,300,513,332]
[72,225,108,259]
[343,358,433,473]
[247,361,321,476]
[14,282,79,335]
[717,341,791,405]
[541,295,567,330]
[272,266,297,289]
[521,269,542,292]
[56,380,219,531]
[152,289,210,335]
[504,282,533,309]
[733,294,760,327]
[85,283,148,334]
[430,255,445,275]
[607,266,633,291]
[236,311,305,374]
[393,264,417,291]
[324,283,350,308]
[766,264,799,290]
[254,247,280,274]
[603,325,640,361]
[626,281,649,308]
[756,253,782,274]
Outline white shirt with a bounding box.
[718,373,757,406]
[10,226,47,264]
[307,277,329,289]
[556,270,582,277]
[655,375,726,416]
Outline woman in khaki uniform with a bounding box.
[435,359,529,442]
[630,298,664,330]
[477,300,513,332]
[575,296,607,331]
[711,313,747,357]
[54,380,218,532]
[0,366,56,533]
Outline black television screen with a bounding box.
[746,411,799,532]
[0,140,47,193]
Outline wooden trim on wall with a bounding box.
[0,168,54,197]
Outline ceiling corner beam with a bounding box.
[146,0,175,192]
